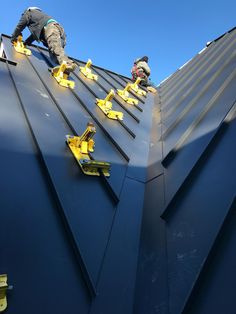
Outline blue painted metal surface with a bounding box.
[0,34,156,313]
[135,27,236,314]
[1,26,236,314]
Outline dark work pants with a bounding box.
[43,22,71,65]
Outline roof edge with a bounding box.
[206,26,236,47]
[1,33,131,80]
[158,26,236,87]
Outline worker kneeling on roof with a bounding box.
[131,56,157,93]
[131,56,151,87]
[11,7,76,74]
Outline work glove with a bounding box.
[10,33,23,44]
[10,37,17,44]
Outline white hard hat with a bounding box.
[26,7,42,11]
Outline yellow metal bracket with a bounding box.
[66,122,111,177]
[117,83,139,105]
[13,35,31,56]
[0,274,11,313]
[129,77,147,96]
[96,90,123,120]
[51,61,75,89]
[79,59,98,80]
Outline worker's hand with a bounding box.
[10,37,17,44]
[11,33,23,44]
[23,39,31,46]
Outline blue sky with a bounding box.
[1,0,235,85]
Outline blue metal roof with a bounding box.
[1,27,236,314]
[135,27,236,314]
[0,34,156,314]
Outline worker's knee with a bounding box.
[48,38,64,55]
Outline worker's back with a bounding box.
[24,8,52,41]
[135,59,151,76]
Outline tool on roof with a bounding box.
[0,274,12,313]
[13,35,31,56]
[96,90,123,120]
[50,61,75,89]
[129,77,147,96]
[66,122,111,177]
[79,59,98,80]
[147,86,157,93]
[117,83,139,105]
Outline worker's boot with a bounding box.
[64,61,77,75]
[50,61,77,76]
[51,65,61,74]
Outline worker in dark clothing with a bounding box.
[11,7,76,73]
[131,56,157,93]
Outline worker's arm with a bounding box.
[142,63,151,76]
[24,34,35,46]
[11,11,30,43]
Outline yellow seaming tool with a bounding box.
[117,83,139,105]
[79,59,98,80]
[0,274,13,313]
[13,35,31,56]
[66,122,111,177]
[50,61,75,89]
[129,77,147,96]
[96,90,123,120]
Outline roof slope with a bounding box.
[0,34,157,314]
[1,26,236,314]
[135,27,236,313]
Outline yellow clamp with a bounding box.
[13,35,31,56]
[117,83,139,105]
[66,122,111,177]
[96,90,123,120]
[0,274,12,313]
[51,61,75,89]
[79,59,98,80]
[129,77,147,96]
